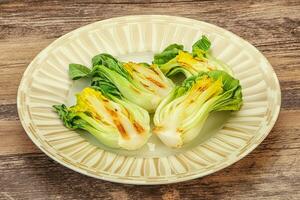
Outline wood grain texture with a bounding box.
[0,0,299,199]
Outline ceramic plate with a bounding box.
[17,15,281,185]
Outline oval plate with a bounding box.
[17,15,281,185]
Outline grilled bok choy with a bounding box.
[153,35,232,77]
[69,54,174,112]
[53,87,150,150]
[153,70,242,148]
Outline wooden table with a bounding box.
[0,0,299,199]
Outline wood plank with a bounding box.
[0,39,54,104]
[1,0,299,43]
[0,121,39,155]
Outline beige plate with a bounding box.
[17,15,281,185]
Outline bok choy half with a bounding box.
[53,87,150,150]
[69,54,174,112]
[153,70,242,148]
[153,35,233,78]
